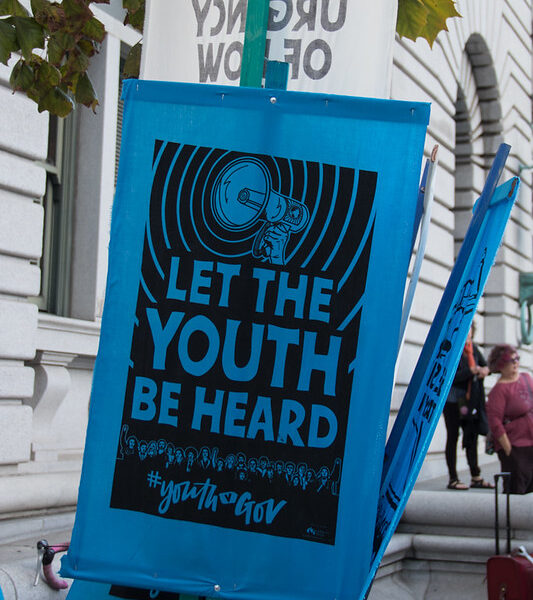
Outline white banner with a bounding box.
[141,0,397,98]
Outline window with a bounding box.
[33,40,131,317]
[33,113,78,315]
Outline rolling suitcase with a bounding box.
[486,473,533,599]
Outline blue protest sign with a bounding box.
[62,80,429,600]
[398,150,438,353]
[364,154,519,598]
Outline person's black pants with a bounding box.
[498,446,533,494]
[443,402,480,481]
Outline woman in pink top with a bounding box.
[486,344,533,494]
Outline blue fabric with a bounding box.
[383,144,511,468]
[61,80,429,600]
[67,581,111,599]
[365,167,519,597]
[67,579,201,599]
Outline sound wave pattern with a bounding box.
[142,141,377,332]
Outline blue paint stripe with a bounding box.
[286,162,309,263]
[146,222,165,280]
[338,206,376,291]
[175,148,202,253]
[338,296,364,332]
[152,140,166,171]
[301,165,334,269]
[161,144,182,249]
[140,274,157,304]
[323,170,360,271]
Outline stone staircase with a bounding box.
[370,463,533,599]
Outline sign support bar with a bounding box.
[240,0,270,88]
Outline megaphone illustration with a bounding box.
[211,157,309,264]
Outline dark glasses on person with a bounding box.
[509,356,520,364]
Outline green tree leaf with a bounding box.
[35,59,61,87]
[122,40,141,78]
[397,0,460,46]
[0,18,18,63]
[74,70,97,110]
[31,0,65,32]
[47,34,65,63]
[10,16,44,60]
[421,0,461,47]
[82,16,105,42]
[397,0,428,41]
[26,84,39,103]
[9,57,33,89]
[64,45,89,72]
[77,37,96,56]
[30,0,51,18]
[53,30,76,52]
[38,84,74,116]
[61,0,92,21]
[123,0,142,10]
[123,0,144,32]
[64,70,77,87]
[2,0,140,115]
[0,0,28,17]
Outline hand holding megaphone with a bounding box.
[252,222,290,264]
[211,158,309,264]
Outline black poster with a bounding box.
[109,585,186,599]
[110,142,376,545]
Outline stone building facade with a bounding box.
[0,4,140,541]
[392,0,533,478]
[0,0,531,594]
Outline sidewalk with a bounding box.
[0,533,72,600]
[0,512,73,600]
[0,459,520,600]
[415,458,502,492]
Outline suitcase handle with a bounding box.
[494,472,511,555]
[516,545,533,566]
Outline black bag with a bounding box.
[447,386,468,414]
[477,405,489,436]
[456,393,469,418]
[485,431,495,455]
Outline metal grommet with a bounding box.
[270,97,277,104]
[214,584,221,592]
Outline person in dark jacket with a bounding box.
[443,325,493,490]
